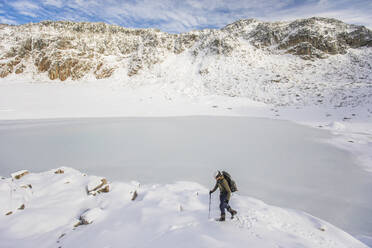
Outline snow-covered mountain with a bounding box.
[0,17,371,107]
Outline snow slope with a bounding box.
[0,168,367,248]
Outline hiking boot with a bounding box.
[228,207,237,219]
[230,209,237,219]
[217,214,225,221]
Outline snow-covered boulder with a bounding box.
[327,121,346,131]
[87,177,110,195]
[54,169,64,174]
[79,208,103,225]
[10,170,29,180]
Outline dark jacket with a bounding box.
[211,177,231,201]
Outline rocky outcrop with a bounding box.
[54,169,64,174]
[340,26,372,47]
[224,17,372,59]
[11,170,29,180]
[0,17,371,80]
[87,177,110,196]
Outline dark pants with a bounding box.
[219,192,230,215]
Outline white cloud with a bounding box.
[262,0,372,29]
[18,11,39,18]
[10,1,41,10]
[0,16,18,25]
[43,0,63,8]
[4,0,372,32]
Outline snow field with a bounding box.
[0,168,368,248]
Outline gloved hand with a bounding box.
[209,190,212,195]
[224,199,229,204]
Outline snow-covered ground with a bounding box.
[0,167,368,248]
[0,79,371,247]
[2,115,372,237]
[0,78,371,173]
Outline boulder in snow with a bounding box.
[20,184,32,189]
[97,184,110,193]
[319,225,327,232]
[87,177,110,195]
[11,170,29,180]
[130,190,138,201]
[54,169,64,174]
[79,208,103,225]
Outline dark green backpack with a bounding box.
[222,171,238,192]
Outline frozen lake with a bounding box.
[0,117,371,236]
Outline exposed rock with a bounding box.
[224,17,371,58]
[48,63,59,80]
[286,42,327,59]
[10,57,21,66]
[199,68,209,75]
[32,38,49,50]
[94,63,115,79]
[87,178,110,195]
[48,58,79,81]
[319,226,327,232]
[54,169,64,174]
[18,204,25,210]
[128,56,143,77]
[15,64,25,74]
[70,61,92,80]
[37,57,51,72]
[131,190,138,201]
[11,170,29,180]
[20,184,32,189]
[341,26,372,48]
[0,63,13,78]
[57,38,74,50]
[97,185,110,193]
[5,211,12,216]
[77,208,103,225]
[90,178,107,191]
[0,17,370,81]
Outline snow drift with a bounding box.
[0,167,368,248]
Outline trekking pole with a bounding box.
[208,193,211,219]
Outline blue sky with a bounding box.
[0,0,371,33]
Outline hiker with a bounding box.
[209,171,237,221]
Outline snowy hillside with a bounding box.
[0,17,371,107]
[0,168,368,248]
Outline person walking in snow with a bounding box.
[209,171,237,221]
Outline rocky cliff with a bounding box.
[0,17,371,81]
[0,17,371,107]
